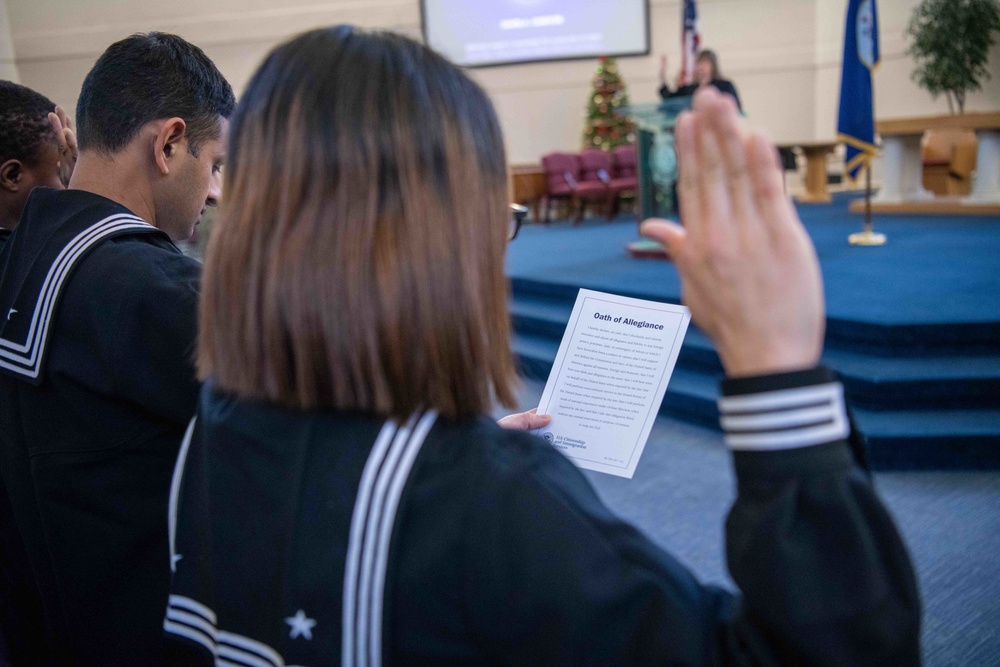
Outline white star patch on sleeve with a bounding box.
[285,609,316,640]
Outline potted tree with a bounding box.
[906,0,1000,114]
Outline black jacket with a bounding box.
[660,79,742,112]
[0,188,200,665]
[165,368,920,666]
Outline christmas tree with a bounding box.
[582,56,635,150]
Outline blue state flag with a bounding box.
[837,0,880,179]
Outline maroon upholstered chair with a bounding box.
[609,145,639,218]
[577,149,616,221]
[541,151,610,223]
[540,152,577,222]
[611,146,638,189]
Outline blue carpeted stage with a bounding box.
[506,194,1000,469]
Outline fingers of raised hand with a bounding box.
[48,111,65,138]
[747,132,796,244]
[700,92,756,228]
[48,111,73,154]
[64,125,78,154]
[639,218,687,260]
[55,105,73,131]
[49,106,71,135]
[674,112,702,237]
[48,108,78,186]
[693,106,732,229]
[677,90,737,247]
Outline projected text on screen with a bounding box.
[422,0,649,68]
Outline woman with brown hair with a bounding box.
[659,49,742,111]
[163,27,918,666]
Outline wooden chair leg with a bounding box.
[541,196,549,223]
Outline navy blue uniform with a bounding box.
[165,368,920,666]
[0,188,200,665]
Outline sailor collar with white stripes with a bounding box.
[0,213,157,383]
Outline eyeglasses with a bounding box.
[509,203,528,241]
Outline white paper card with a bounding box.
[535,289,691,478]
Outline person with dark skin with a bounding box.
[0,81,77,250]
[0,82,78,667]
[659,49,742,111]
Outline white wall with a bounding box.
[0,0,18,82]
[5,0,1000,163]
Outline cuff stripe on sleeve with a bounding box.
[718,382,849,450]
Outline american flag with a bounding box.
[681,0,700,84]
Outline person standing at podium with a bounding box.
[659,49,742,112]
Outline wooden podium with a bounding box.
[776,141,840,204]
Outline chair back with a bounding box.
[579,149,612,184]
[541,152,581,195]
[611,145,638,179]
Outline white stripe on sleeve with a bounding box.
[718,382,849,450]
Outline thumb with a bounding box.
[639,218,686,255]
[497,409,552,431]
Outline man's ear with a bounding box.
[0,159,23,192]
[153,117,188,176]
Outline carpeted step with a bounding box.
[852,407,1000,469]
[824,319,1000,356]
[509,293,1000,410]
[511,330,560,383]
[658,367,722,428]
[824,348,1000,409]
[509,293,575,340]
[676,329,1000,409]
[508,275,1000,356]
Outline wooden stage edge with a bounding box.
[847,199,1000,216]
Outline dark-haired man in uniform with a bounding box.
[0,33,234,665]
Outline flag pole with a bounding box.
[866,161,872,231]
[849,159,886,245]
[839,0,884,246]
